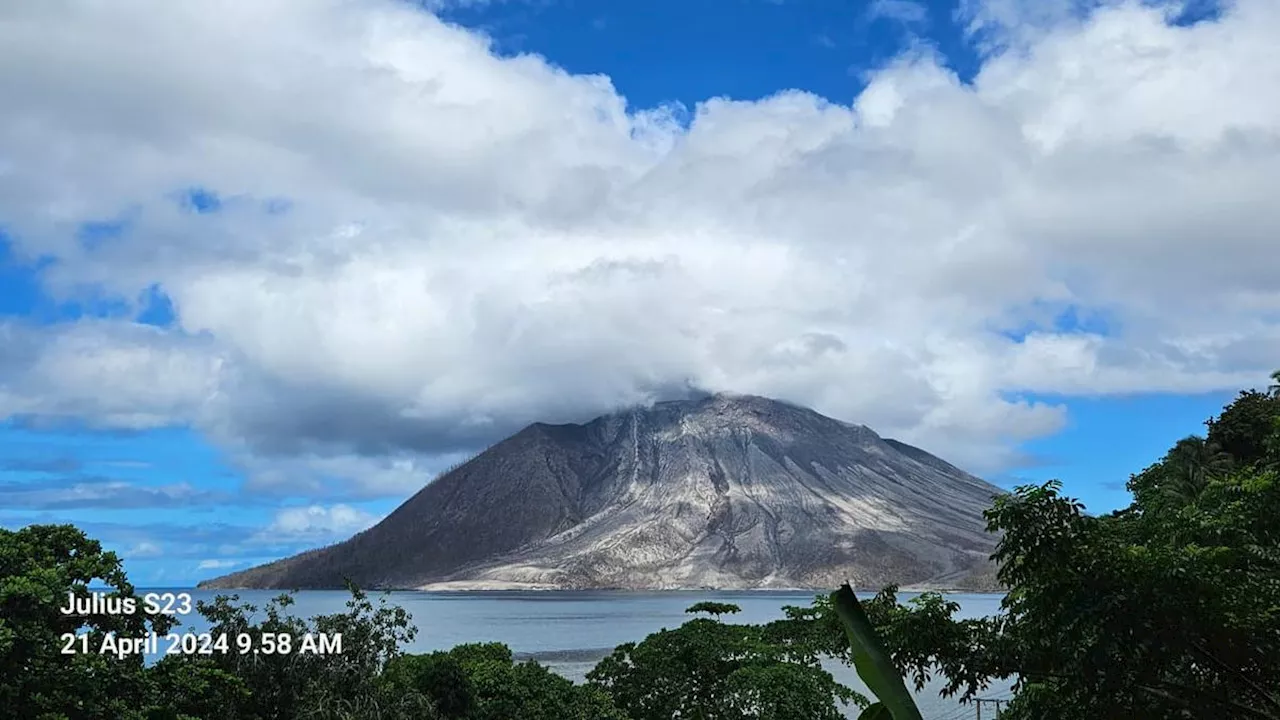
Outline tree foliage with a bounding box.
[170,586,427,720]
[1204,388,1280,470]
[1128,435,1233,512]
[685,602,742,619]
[587,602,857,720]
[0,524,175,720]
[384,642,626,720]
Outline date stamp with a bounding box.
[60,631,343,658]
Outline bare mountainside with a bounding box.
[201,394,1005,591]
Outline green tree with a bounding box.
[0,524,175,720]
[1128,435,1233,512]
[685,602,742,619]
[1205,388,1280,469]
[385,642,626,720]
[588,602,856,720]
[173,585,426,720]
[141,657,249,720]
[1163,436,1232,502]
[382,651,474,718]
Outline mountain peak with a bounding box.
[610,392,882,446]
[201,393,1002,592]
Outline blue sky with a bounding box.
[1,0,1275,585]
[436,0,984,106]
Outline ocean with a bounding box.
[144,588,1013,720]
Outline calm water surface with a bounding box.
[149,589,1012,720]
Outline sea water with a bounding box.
[142,588,1013,720]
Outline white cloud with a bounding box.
[0,321,226,430]
[868,0,929,25]
[255,504,381,543]
[129,542,164,558]
[196,558,243,570]
[0,0,1277,481]
[236,450,474,499]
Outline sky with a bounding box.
[1,0,1276,586]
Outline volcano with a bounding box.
[200,394,1004,591]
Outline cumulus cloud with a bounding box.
[0,0,1278,486]
[0,321,227,430]
[255,504,381,543]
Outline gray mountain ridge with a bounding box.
[200,393,1004,591]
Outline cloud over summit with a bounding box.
[1,0,1278,492]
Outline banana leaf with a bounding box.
[858,702,893,720]
[832,583,924,720]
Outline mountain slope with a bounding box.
[201,394,1004,591]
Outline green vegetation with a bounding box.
[587,600,856,719]
[830,585,922,720]
[2,374,1277,719]
[384,643,625,720]
[0,525,176,718]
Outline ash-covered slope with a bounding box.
[201,394,1004,591]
